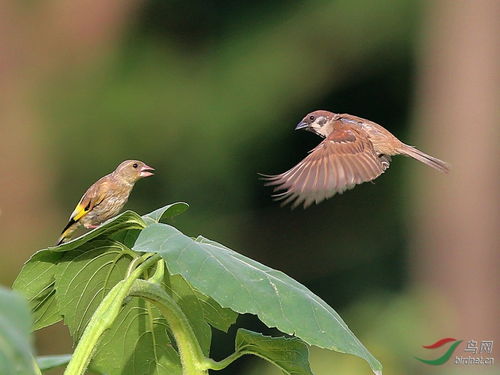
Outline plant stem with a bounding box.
[129,279,208,375]
[203,352,245,371]
[149,259,165,284]
[126,255,142,276]
[63,254,161,375]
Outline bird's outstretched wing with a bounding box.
[264,128,389,208]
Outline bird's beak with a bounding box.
[140,164,155,177]
[295,121,308,131]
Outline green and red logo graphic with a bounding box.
[415,338,463,365]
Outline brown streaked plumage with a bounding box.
[263,110,449,208]
[57,160,154,245]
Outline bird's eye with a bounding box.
[133,163,138,168]
[309,115,315,121]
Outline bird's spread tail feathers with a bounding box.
[399,144,450,173]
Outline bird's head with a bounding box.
[295,110,336,138]
[114,160,155,184]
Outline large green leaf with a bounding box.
[0,287,37,375]
[51,210,146,252]
[133,224,382,374]
[142,202,189,225]
[12,250,63,330]
[232,329,313,375]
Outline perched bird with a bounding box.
[263,110,449,208]
[57,160,154,245]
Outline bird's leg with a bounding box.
[84,224,99,229]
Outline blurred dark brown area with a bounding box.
[0,0,497,374]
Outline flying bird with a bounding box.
[57,160,154,245]
[263,110,449,208]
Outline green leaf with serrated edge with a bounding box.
[36,354,72,371]
[0,287,37,375]
[50,210,146,252]
[233,329,313,375]
[142,202,189,225]
[133,224,382,375]
[12,250,63,330]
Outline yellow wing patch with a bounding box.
[71,203,89,221]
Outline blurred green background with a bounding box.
[0,0,498,374]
